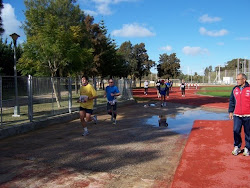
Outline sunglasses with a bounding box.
[109,82,113,83]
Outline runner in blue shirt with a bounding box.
[159,80,167,107]
[165,80,171,98]
[104,79,120,125]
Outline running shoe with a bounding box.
[243,147,249,156]
[93,115,97,124]
[82,131,89,136]
[232,146,241,156]
[113,119,117,125]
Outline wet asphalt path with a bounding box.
[0,102,227,188]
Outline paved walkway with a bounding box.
[0,101,198,188]
[0,87,232,188]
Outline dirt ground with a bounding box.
[0,101,198,188]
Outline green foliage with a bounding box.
[157,53,180,79]
[19,0,92,77]
[118,41,155,80]
[204,66,212,76]
[132,43,155,80]
[84,18,129,78]
[223,58,247,71]
[117,41,134,76]
[0,38,23,76]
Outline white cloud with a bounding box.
[199,14,222,23]
[2,3,22,37]
[160,45,172,52]
[217,42,224,46]
[199,27,228,37]
[81,0,138,15]
[182,46,209,56]
[84,9,98,16]
[111,23,155,37]
[95,1,112,15]
[236,37,250,40]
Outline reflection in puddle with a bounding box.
[145,110,228,135]
[143,103,156,107]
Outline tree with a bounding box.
[0,38,22,76]
[84,18,128,79]
[157,53,181,78]
[117,41,134,77]
[118,41,155,81]
[19,0,92,107]
[204,65,212,76]
[132,43,155,86]
[0,0,4,35]
[84,16,105,76]
[224,59,244,70]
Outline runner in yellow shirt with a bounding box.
[78,75,98,136]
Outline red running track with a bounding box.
[171,120,249,188]
[133,87,229,109]
[134,87,250,187]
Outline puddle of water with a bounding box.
[145,110,229,135]
[143,103,156,108]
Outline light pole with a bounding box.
[10,33,20,117]
[191,70,192,83]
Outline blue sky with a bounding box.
[2,0,250,75]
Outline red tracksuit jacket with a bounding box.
[228,82,250,116]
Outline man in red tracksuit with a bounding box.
[229,73,250,156]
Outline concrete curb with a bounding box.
[0,99,136,140]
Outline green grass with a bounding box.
[199,86,234,91]
[197,86,233,97]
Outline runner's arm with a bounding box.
[228,88,235,119]
[111,87,120,97]
[104,88,107,98]
[228,88,235,113]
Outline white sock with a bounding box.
[84,127,88,132]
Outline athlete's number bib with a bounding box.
[108,100,116,105]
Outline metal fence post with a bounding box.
[51,77,54,115]
[93,77,97,106]
[68,77,72,113]
[0,76,2,126]
[123,79,127,99]
[28,75,33,121]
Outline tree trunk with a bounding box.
[51,77,61,108]
[101,78,104,90]
[56,77,61,100]
[133,76,136,88]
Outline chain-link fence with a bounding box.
[0,76,133,126]
[203,69,250,85]
[132,69,250,90]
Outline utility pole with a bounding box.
[191,70,192,83]
[237,58,239,74]
[208,71,211,84]
[244,59,246,74]
[203,67,205,84]
[218,65,221,82]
